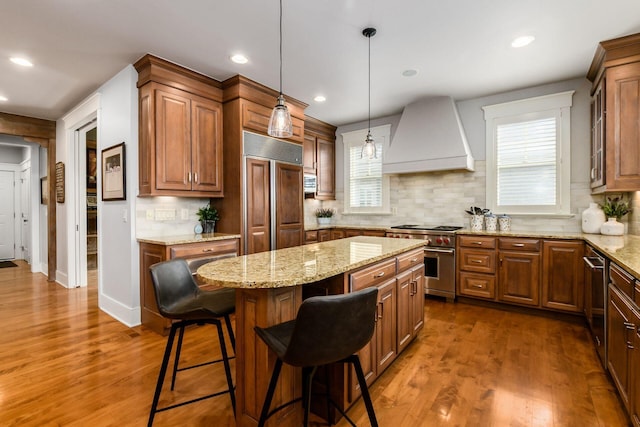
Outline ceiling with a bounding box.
[1,0,640,126]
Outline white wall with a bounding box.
[315,77,599,233]
[0,144,26,163]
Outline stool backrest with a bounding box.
[149,259,200,318]
[283,287,378,367]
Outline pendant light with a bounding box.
[268,0,293,138]
[361,27,377,159]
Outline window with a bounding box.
[342,125,391,214]
[483,91,573,215]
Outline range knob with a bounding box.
[404,235,411,239]
[444,237,451,245]
[436,237,443,244]
[425,238,431,246]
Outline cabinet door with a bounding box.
[241,100,304,143]
[498,251,540,306]
[303,134,316,174]
[591,82,605,189]
[376,278,397,373]
[605,63,640,191]
[316,137,335,200]
[608,285,633,411]
[318,229,331,242]
[541,240,584,312]
[140,243,170,335]
[275,162,303,249]
[155,86,192,191]
[396,270,413,353]
[349,322,377,403]
[632,309,640,427]
[411,264,425,335]
[331,229,345,240]
[191,96,223,194]
[245,158,271,254]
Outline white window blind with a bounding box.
[496,117,557,206]
[342,125,391,214]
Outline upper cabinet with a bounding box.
[135,55,224,197]
[304,116,337,200]
[587,33,640,193]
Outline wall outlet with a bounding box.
[155,208,176,221]
[181,208,189,220]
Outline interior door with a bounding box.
[20,169,30,263]
[0,170,15,260]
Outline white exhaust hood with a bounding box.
[383,96,475,174]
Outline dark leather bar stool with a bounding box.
[255,287,379,427]
[148,259,236,426]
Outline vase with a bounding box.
[201,220,216,234]
[317,217,331,226]
[498,215,511,232]
[469,215,484,231]
[485,216,497,232]
[582,202,605,234]
[600,217,624,236]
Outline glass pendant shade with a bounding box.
[268,94,293,138]
[361,131,376,159]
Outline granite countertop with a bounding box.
[136,232,241,246]
[197,236,424,289]
[304,224,389,232]
[457,229,640,280]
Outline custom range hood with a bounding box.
[383,96,475,174]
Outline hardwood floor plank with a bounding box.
[0,262,628,426]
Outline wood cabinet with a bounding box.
[241,99,304,144]
[457,235,497,300]
[397,254,425,354]
[498,238,541,306]
[587,33,640,193]
[632,315,640,427]
[135,55,224,197]
[375,278,397,374]
[304,116,336,200]
[139,238,239,335]
[542,240,584,312]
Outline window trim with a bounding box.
[483,91,574,216]
[342,124,391,214]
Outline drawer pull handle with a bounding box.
[410,258,418,262]
[512,243,525,247]
[471,260,483,263]
[473,241,483,245]
[627,342,635,350]
[624,322,635,330]
[471,284,483,288]
[202,248,214,252]
[374,272,386,278]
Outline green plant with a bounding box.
[196,203,220,222]
[315,207,335,218]
[600,196,631,219]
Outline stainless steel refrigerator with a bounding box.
[242,131,304,254]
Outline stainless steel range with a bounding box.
[386,225,462,301]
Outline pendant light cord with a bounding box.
[368,31,371,132]
[279,0,283,96]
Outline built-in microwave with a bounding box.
[304,174,317,194]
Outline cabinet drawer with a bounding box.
[459,249,496,273]
[458,235,496,249]
[635,281,640,308]
[459,272,495,299]
[397,248,423,272]
[305,230,318,243]
[498,238,540,252]
[350,258,397,292]
[170,239,239,259]
[610,262,635,298]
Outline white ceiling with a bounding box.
[1,0,640,126]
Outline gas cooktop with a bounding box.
[390,225,463,232]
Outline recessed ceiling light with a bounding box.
[10,57,33,67]
[314,95,326,103]
[230,54,248,64]
[402,69,418,77]
[0,95,7,102]
[511,36,535,48]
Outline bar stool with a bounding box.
[148,259,236,426]
[255,287,379,427]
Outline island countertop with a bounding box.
[136,232,241,246]
[197,236,424,289]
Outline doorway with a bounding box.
[0,170,15,260]
[76,122,98,287]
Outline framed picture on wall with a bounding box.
[87,145,97,189]
[101,142,126,201]
[40,177,48,205]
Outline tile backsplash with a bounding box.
[136,197,210,237]
[305,160,614,234]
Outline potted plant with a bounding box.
[196,203,220,233]
[315,207,335,225]
[599,196,631,235]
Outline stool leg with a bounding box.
[351,355,378,427]
[223,313,236,352]
[170,324,186,390]
[148,322,179,427]
[302,366,318,427]
[258,358,283,427]
[215,320,236,414]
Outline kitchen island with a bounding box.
[197,236,424,427]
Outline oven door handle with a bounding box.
[583,256,604,270]
[424,248,455,254]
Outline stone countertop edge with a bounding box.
[197,236,424,289]
[458,229,640,280]
[136,232,241,246]
[304,224,390,231]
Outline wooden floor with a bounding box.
[0,261,629,426]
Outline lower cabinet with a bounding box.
[498,249,540,306]
[397,264,425,353]
[542,240,584,312]
[139,238,239,335]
